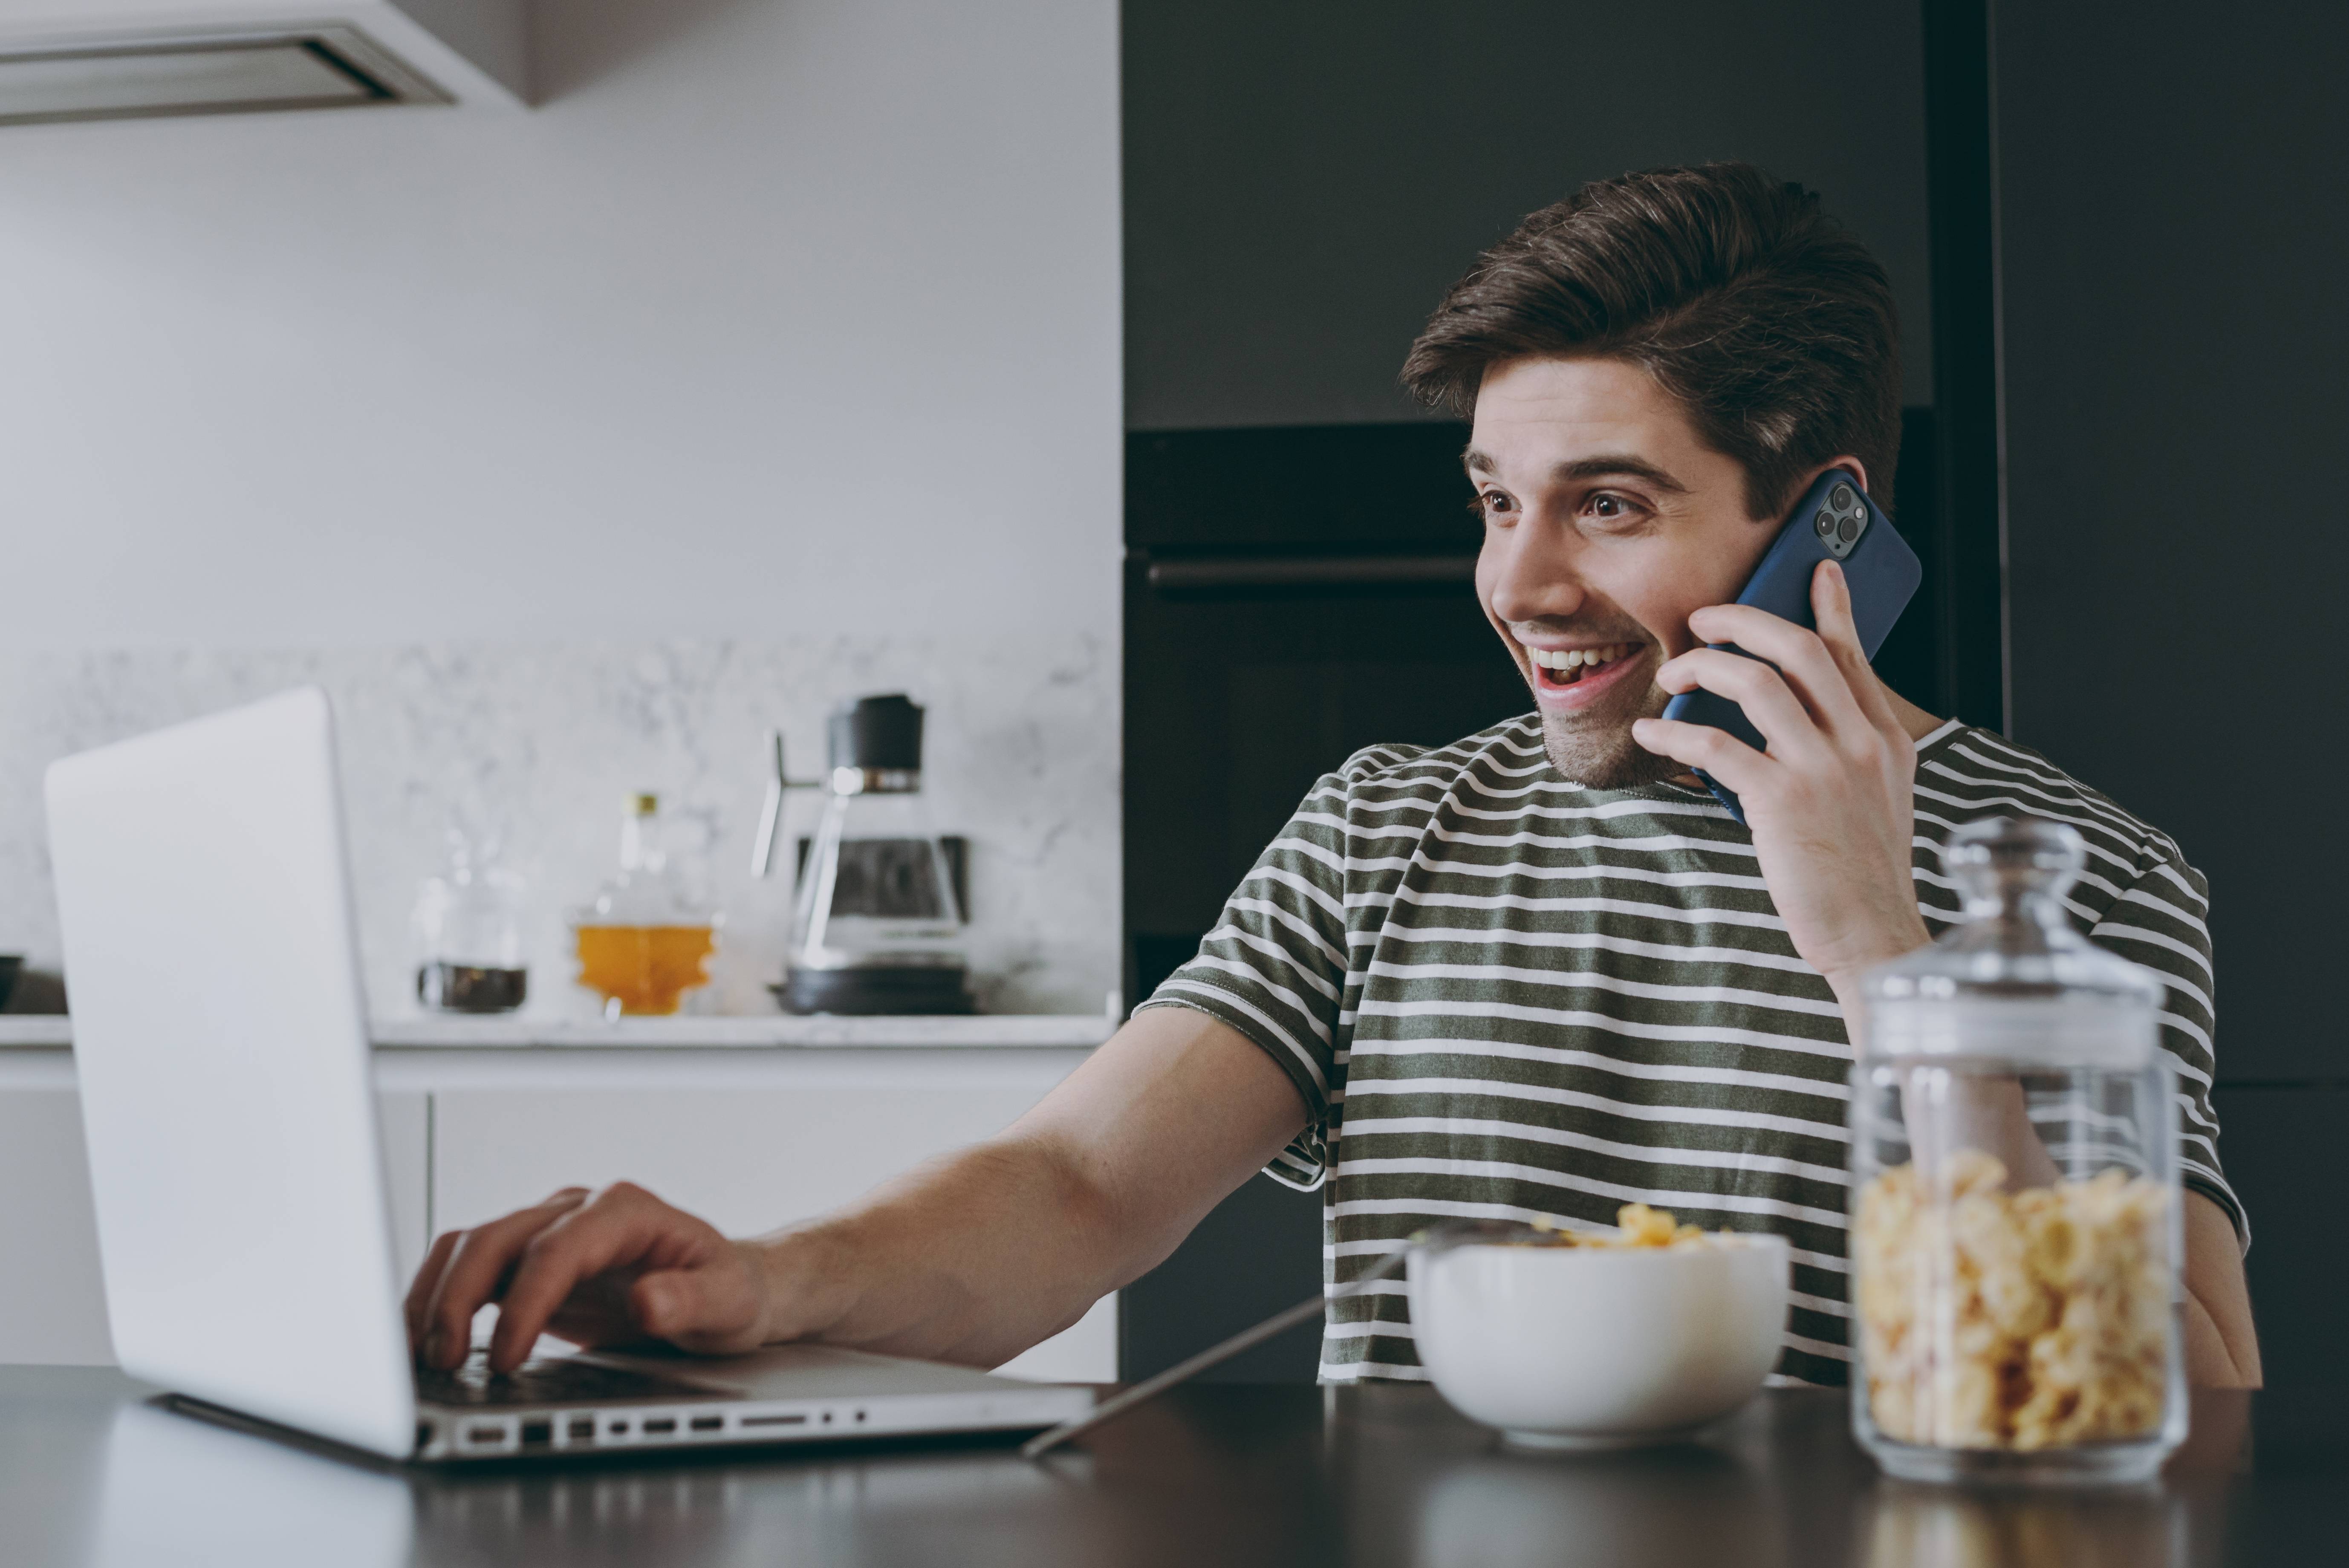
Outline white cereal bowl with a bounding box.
[1407,1234,1791,1450]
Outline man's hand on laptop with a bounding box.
[1632,558,1931,1009]
[407,1181,770,1375]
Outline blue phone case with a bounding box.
[1658,468,1922,824]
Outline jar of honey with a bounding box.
[572,793,718,1017]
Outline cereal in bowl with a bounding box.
[1528,1201,1718,1248]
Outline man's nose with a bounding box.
[1482,517,1587,625]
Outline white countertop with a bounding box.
[0,1011,1116,1051]
[0,1012,1114,1091]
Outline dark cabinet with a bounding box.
[2209,1087,2349,1393]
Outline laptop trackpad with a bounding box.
[577,1342,1066,1400]
[417,1351,735,1409]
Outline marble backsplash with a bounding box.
[0,636,1120,1019]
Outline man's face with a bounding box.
[1469,355,1780,788]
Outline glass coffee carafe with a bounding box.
[1849,816,2184,1485]
[756,694,971,1015]
[572,792,719,1017]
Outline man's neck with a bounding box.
[1885,684,1948,743]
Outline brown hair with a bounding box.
[1401,162,1903,520]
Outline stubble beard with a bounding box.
[1537,676,1684,790]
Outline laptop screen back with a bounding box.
[46,687,416,1457]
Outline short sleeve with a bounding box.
[1135,765,1364,1188]
[2085,846,2247,1247]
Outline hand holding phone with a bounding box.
[1656,469,1921,823]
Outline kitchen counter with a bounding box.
[0,1012,1114,1091]
[0,1372,2332,1567]
[0,1011,1117,1049]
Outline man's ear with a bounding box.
[1766,455,1869,523]
[1765,456,1876,523]
[1820,454,1872,499]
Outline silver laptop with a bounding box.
[44,687,1093,1464]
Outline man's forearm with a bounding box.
[746,1132,1135,1369]
[2184,1289,2251,1388]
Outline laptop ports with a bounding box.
[519,1419,552,1447]
[643,1417,677,1435]
[465,1424,507,1447]
[567,1418,596,1442]
[689,1415,723,1432]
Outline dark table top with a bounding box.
[4,1367,2339,1567]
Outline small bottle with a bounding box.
[572,793,718,1018]
[1849,817,2184,1485]
[412,826,528,1014]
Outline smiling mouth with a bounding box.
[1525,642,1638,691]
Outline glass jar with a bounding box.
[1850,816,2184,1486]
[411,826,528,1014]
[572,792,719,1018]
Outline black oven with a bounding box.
[1124,422,1531,1007]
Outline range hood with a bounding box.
[0,1,527,124]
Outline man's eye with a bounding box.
[1590,494,1630,518]
[1472,490,1516,520]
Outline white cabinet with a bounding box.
[378,1091,432,1285]
[0,1086,112,1364]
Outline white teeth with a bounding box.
[1526,642,1635,676]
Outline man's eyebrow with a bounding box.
[1460,448,1690,494]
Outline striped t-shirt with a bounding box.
[1140,713,2241,1386]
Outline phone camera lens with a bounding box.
[1816,513,1835,535]
[1830,483,1856,510]
[1837,516,1860,544]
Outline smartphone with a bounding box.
[1658,468,1922,825]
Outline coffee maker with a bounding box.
[754,694,973,1015]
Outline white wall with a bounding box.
[0,0,1121,650]
[0,0,1124,1013]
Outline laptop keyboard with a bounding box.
[417,1351,726,1409]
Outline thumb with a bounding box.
[632,1268,707,1336]
[632,1265,762,1351]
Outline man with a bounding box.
[407,164,2260,1390]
